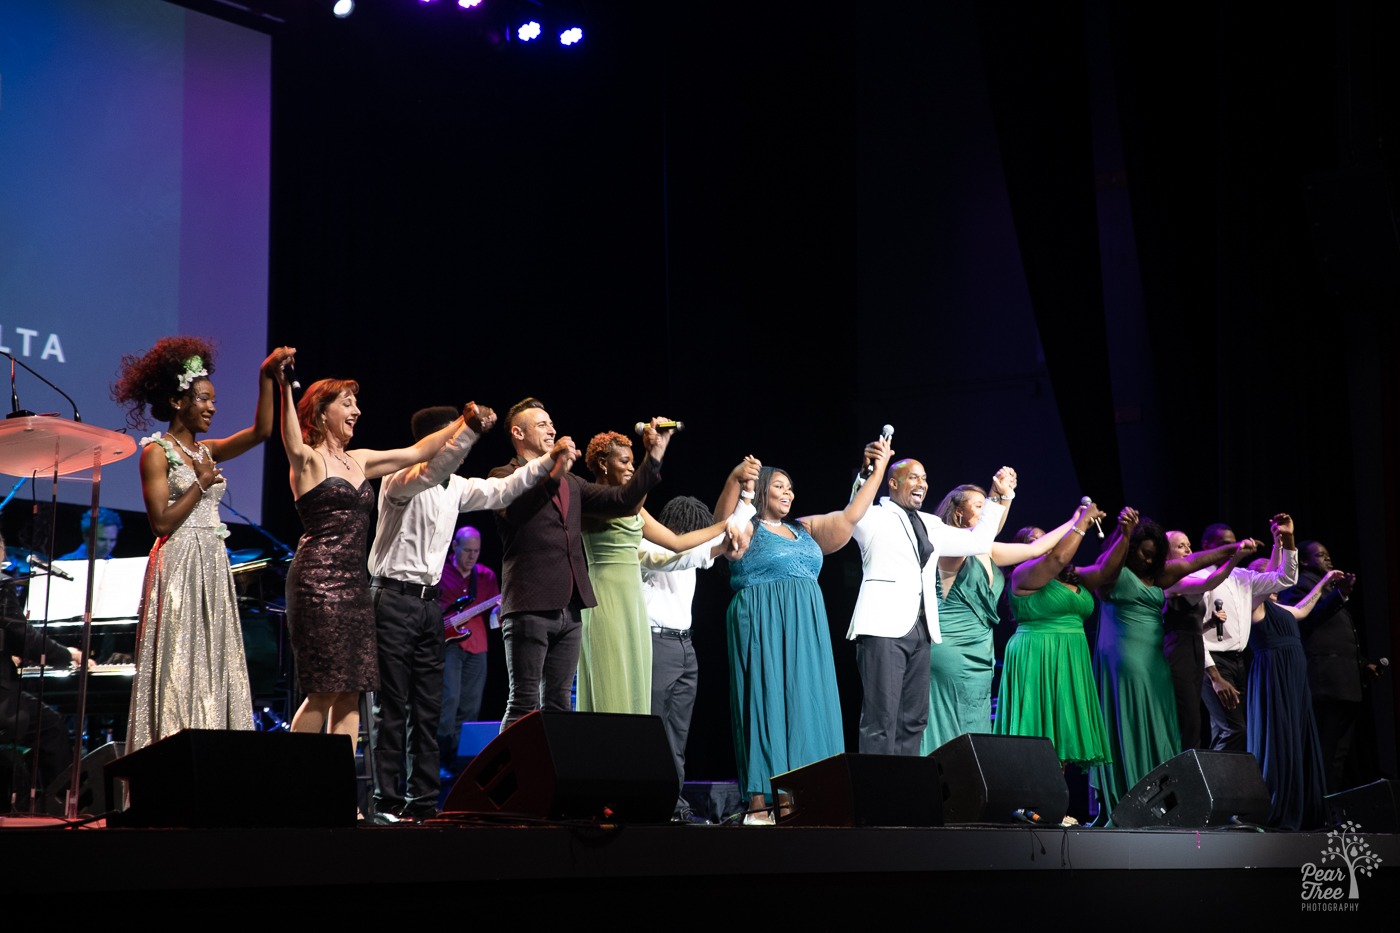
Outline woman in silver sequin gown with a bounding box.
[114,338,292,753]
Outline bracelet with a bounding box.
[1070,526,1086,537]
[739,490,754,501]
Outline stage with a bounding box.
[2,818,1395,921]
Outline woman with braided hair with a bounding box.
[112,337,293,751]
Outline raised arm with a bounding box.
[986,467,1017,534]
[714,455,761,521]
[801,435,893,555]
[1010,501,1102,594]
[1160,538,1258,592]
[1081,507,1139,594]
[1246,513,1299,594]
[1275,569,1345,620]
[206,347,295,464]
[379,404,496,502]
[988,501,1083,567]
[641,506,735,553]
[276,373,323,498]
[353,413,470,481]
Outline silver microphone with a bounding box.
[862,424,894,477]
[1080,497,1105,538]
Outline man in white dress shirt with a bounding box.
[846,460,1015,755]
[365,402,560,823]
[1189,514,1298,752]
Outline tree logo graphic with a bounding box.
[1300,821,1384,907]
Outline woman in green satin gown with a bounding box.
[918,488,1081,755]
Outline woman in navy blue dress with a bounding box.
[1247,555,1341,830]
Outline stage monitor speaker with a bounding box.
[103,729,356,828]
[44,741,121,817]
[1324,779,1400,833]
[770,753,943,827]
[1110,749,1269,828]
[929,733,1067,825]
[441,711,676,823]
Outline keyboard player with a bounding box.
[2,535,86,807]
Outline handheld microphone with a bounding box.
[1080,497,1105,538]
[862,424,895,477]
[634,420,684,435]
[284,360,301,390]
[1213,598,1224,641]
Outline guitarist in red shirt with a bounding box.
[437,526,500,770]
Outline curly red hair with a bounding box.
[297,378,360,447]
[111,336,217,429]
[584,430,632,480]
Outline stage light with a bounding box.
[559,27,583,46]
[458,0,483,8]
[331,0,354,17]
[518,21,541,41]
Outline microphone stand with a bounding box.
[218,501,295,559]
[4,350,83,422]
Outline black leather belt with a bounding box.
[371,576,441,600]
[650,627,690,640]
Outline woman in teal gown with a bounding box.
[993,501,1117,775]
[1090,516,1255,821]
[577,431,737,714]
[919,487,1079,755]
[717,439,892,823]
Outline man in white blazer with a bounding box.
[847,460,1016,754]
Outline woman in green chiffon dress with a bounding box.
[993,500,1117,775]
[576,430,739,714]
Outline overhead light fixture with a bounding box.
[559,27,583,46]
[331,0,355,17]
[518,21,541,41]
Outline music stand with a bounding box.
[0,416,136,820]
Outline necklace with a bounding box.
[759,518,784,527]
[171,436,206,464]
[325,447,354,471]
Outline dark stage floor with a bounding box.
[3,818,1396,923]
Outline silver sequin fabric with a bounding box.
[125,443,254,752]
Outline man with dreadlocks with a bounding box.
[640,471,757,824]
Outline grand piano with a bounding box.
[17,552,294,732]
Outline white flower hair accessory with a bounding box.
[176,356,208,393]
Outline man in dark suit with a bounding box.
[1283,541,1379,793]
[489,398,673,731]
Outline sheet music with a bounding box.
[24,556,148,621]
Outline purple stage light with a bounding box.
[518,21,541,41]
[559,27,583,46]
[332,0,354,16]
[458,0,482,8]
